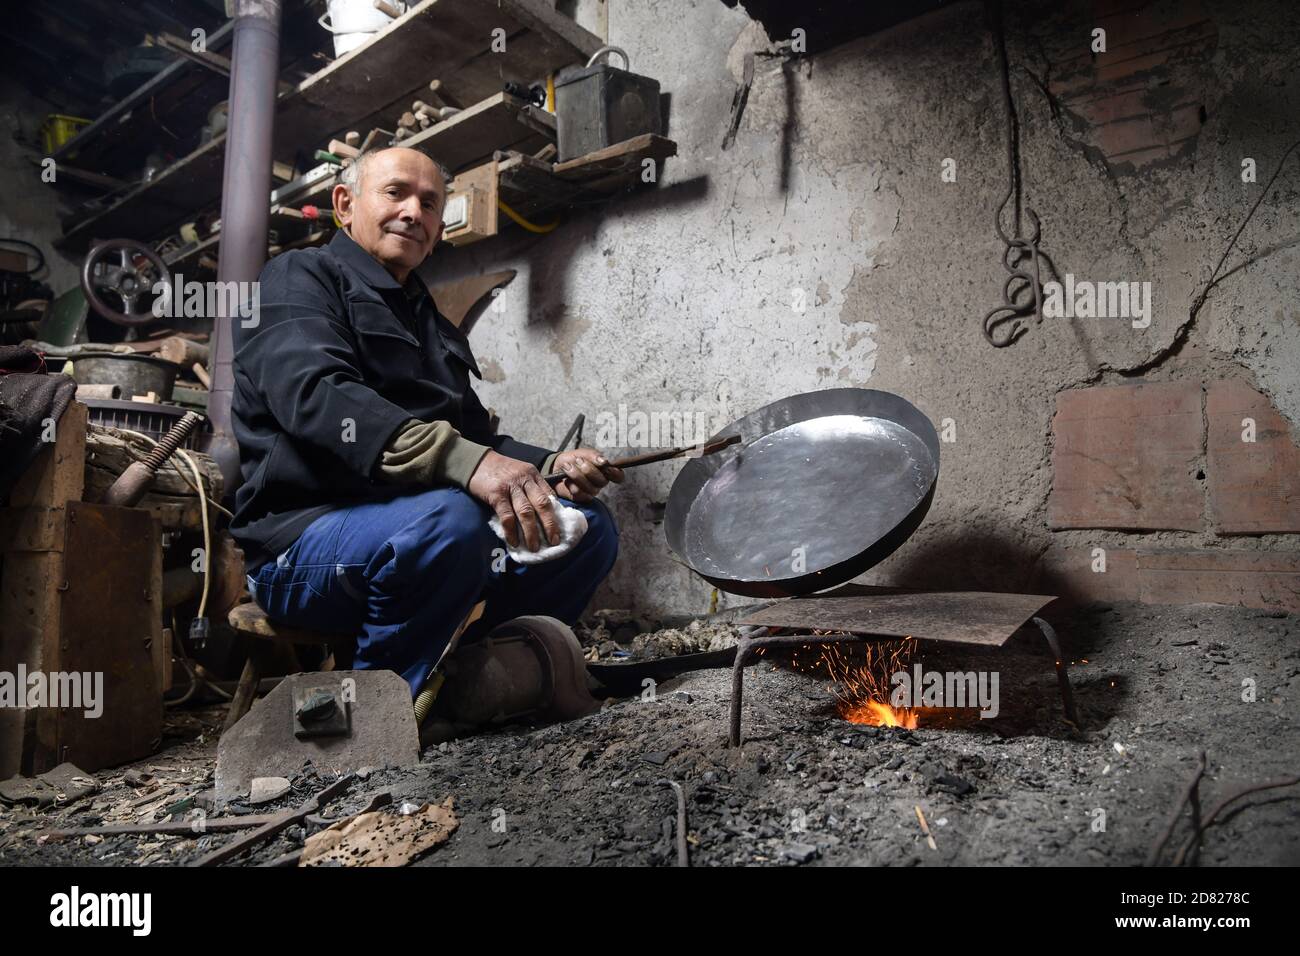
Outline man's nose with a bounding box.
[397,194,423,220]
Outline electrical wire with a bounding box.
[980,0,1058,348]
[166,626,232,708]
[497,198,560,233]
[178,446,212,623]
[1190,137,1300,317]
[112,426,233,519]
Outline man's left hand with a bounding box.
[551,448,624,502]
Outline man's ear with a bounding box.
[332,184,353,227]
[431,219,445,247]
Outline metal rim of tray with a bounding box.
[664,387,940,598]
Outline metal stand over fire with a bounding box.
[727,590,1080,747]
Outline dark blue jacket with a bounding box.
[230,230,551,572]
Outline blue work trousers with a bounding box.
[246,487,618,695]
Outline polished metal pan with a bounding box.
[664,388,940,597]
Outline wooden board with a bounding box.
[0,402,87,778]
[403,93,553,174]
[59,0,601,251]
[443,160,499,246]
[552,133,678,192]
[497,151,593,219]
[7,401,87,508]
[491,135,679,233]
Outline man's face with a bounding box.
[334,148,446,279]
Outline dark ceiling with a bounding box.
[721,0,954,54]
[1,0,229,117]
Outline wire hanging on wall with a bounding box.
[981,0,1058,348]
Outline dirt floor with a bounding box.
[2,600,1298,867]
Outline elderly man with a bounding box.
[230,146,621,696]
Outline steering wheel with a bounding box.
[81,239,172,327]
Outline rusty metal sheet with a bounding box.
[738,589,1058,647]
[54,500,162,772]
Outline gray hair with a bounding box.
[338,146,451,191]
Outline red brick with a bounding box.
[1075,88,1151,125]
[1207,380,1300,533]
[1106,145,1175,168]
[1160,102,1204,140]
[1136,550,1300,613]
[1049,382,1205,531]
[1094,4,1212,50]
[1096,49,1172,85]
[1096,114,1161,160]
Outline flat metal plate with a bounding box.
[665,389,941,597]
[58,501,162,769]
[738,590,1058,647]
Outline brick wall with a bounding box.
[1046,0,1217,170]
[1041,380,1300,612]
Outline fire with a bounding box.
[758,632,927,728]
[817,636,922,728]
[843,698,919,729]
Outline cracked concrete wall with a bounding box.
[426,0,1300,617]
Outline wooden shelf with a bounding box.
[58,0,602,253]
[164,164,340,275]
[400,91,554,174]
[448,134,678,246]
[51,21,235,178]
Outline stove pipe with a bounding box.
[207,0,283,495]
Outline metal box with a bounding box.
[554,62,661,163]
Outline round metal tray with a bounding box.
[665,388,940,597]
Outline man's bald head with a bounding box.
[332,147,449,283]
[339,146,450,193]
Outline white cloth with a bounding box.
[488,496,588,565]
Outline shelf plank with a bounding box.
[401,92,553,173]
[497,151,592,220]
[551,134,678,191]
[59,0,601,252]
[51,20,235,173]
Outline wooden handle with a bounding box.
[543,434,741,485]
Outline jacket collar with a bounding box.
[329,228,407,291]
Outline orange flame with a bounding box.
[842,698,919,729]
[811,636,923,728]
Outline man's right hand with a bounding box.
[467,450,561,552]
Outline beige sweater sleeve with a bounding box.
[376,418,492,489]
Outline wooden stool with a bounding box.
[222,602,348,733]
[222,599,487,734]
